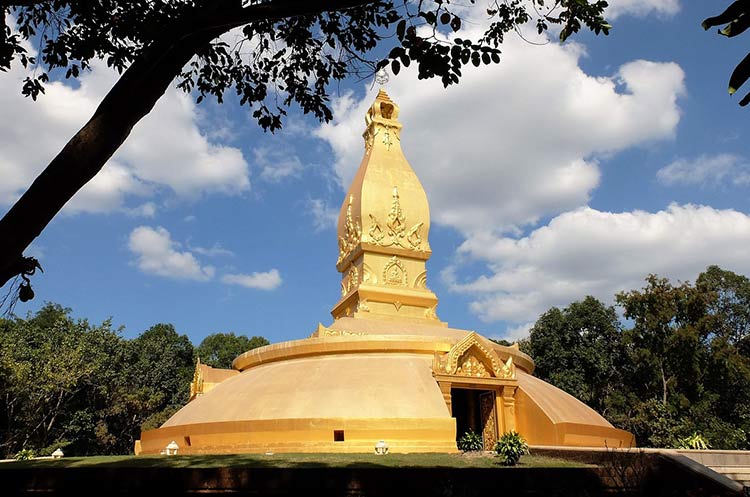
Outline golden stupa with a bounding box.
[138,90,633,454]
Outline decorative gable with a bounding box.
[434,332,515,379]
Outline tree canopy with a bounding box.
[197,332,269,369]
[0,304,268,457]
[524,266,750,449]
[0,0,610,300]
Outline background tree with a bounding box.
[0,303,127,456]
[127,323,195,430]
[197,332,269,369]
[526,296,625,416]
[0,305,274,456]
[616,276,711,408]
[0,0,610,297]
[524,267,750,449]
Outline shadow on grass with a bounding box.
[1,453,587,470]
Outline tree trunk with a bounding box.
[0,0,372,290]
[0,25,220,289]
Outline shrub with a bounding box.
[495,431,529,466]
[14,448,36,461]
[676,432,710,450]
[457,430,484,452]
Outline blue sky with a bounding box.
[3,1,750,344]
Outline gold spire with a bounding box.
[332,90,444,325]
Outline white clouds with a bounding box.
[253,146,304,183]
[606,0,680,19]
[317,38,684,234]
[315,20,689,341]
[128,226,279,290]
[191,243,235,258]
[222,270,282,290]
[657,154,750,187]
[128,226,216,281]
[306,198,338,231]
[447,204,750,329]
[0,25,250,215]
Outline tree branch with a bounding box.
[0,0,383,290]
[0,0,53,8]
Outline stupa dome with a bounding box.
[138,90,633,454]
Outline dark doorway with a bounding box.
[452,388,497,449]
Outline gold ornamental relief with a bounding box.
[362,264,377,285]
[424,303,439,321]
[189,358,204,401]
[456,354,490,377]
[383,256,408,286]
[341,266,359,296]
[311,324,366,338]
[356,298,370,313]
[435,332,516,380]
[363,93,402,152]
[324,327,366,337]
[479,392,498,450]
[366,187,424,250]
[338,195,362,265]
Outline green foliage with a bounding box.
[1,1,611,125]
[527,296,624,414]
[456,430,483,452]
[197,333,269,369]
[14,448,35,460]
[0,304,270,458]
[676,433,710,450]
[494,431,529,466]
[128,323,195,409]
[703,2,750,106]
[526,266,750,450]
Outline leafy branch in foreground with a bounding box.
[0,0,611,302]
[702,0,750,106]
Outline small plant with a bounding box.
[457,430,484,452]
[676,432,710,450]
[14,448,36,461]
[494,431,529,466]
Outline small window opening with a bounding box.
[184,436,191,447]
[333,430,345,442]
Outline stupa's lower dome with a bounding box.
[139,319,632,454]
[138,89,633,454]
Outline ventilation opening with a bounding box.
[333,430,345,442]
[184,436,191,447]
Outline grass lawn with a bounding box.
[0,452,590,469]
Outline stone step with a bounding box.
[706,466,750,487]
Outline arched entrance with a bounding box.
[433,332,518,450]
[451,387,498,449]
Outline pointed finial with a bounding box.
[375,67,389,86]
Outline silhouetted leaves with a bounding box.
[703,1,750,106]
[1,1,612,130]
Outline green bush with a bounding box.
[457,430,484,452]
[14,448,36,461]
[495,431,529,466]
[676,432,710,450]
